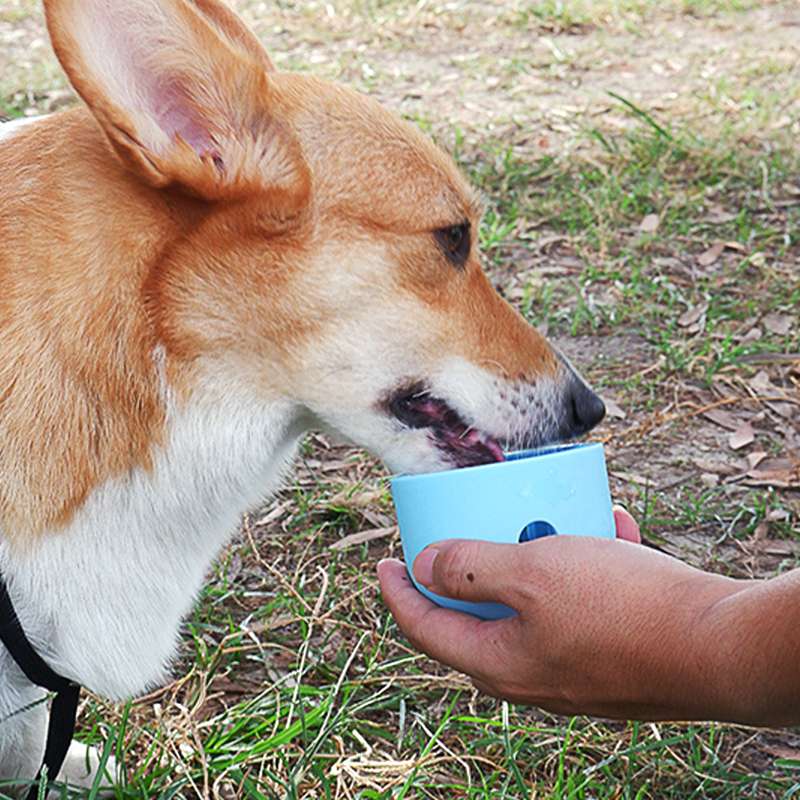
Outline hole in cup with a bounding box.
[519,520,557,543]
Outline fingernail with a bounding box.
[413,548,438,587]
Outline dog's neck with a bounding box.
[0,111,288,540]
[1,112,184,538]
[0,115,308,698]
[0,370,306,699]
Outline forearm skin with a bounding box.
[700,569,800,727]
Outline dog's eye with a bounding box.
[434,222,470,268]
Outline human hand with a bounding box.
[378,509,747,721]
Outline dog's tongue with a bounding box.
[401,396,505,466]
[436,420,505,467]
[457,428,505,462]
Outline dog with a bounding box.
[0,0,605,788]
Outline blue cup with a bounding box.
[390,442,614,620]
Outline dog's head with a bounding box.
[45,0,604,474]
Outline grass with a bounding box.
[507,0,770,33]
[0,98,24,118]
[461,95,800,386]
[1,0,799,797]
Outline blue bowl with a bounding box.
[390,442,614,620]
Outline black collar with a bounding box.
[0,575,81,800]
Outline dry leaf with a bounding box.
[326,488,386,509]
[740,326,762,343]
[765,744,800,760]
[697,241,725,267]
[330,526,397,550]
[706,205,737,224]
[254,500,292,527]
[692,457,738,475]
[747,451,768,469]
[745,458,800,488]
[763,312,794,337]
[678,304,706,328]
[748,371,773,393]
[758,541,799,556]
[610,470,653,487]
[729,422,755,450]
[639,213,660,233]
[753,456,797,471]
[767,401,796,420]
[702,408,741,431]
[700,472,719,487]
[603,396,626,419]
[753,520,769,541]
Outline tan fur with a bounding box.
[0,0,559,543]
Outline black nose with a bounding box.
[565,380,605,435]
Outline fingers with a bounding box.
[411,509,642,608]
[613,506,641,543]
[377,558,516,680]
[412,539,525,605]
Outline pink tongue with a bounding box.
[460,429,505,462]
[412,397,505,464]
[485,438,506,462]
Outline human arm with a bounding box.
[378,510,800,726]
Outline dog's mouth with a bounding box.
[388,385,505,468]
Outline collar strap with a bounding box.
[0,576,81,800]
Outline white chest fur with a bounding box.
[0,115,40,142]
[0,381,303,700]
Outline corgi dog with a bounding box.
[0,0,605,788]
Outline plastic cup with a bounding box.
[390,442,614,620]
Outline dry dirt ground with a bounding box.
[1,0,799,797]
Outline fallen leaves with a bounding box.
[678,302,707,329]
[638,213,660,233]
[763,312,794,337]
[704,204,738,224]
[697,241,725,267]
[743,457,800,489]
[330,526,398,551]
[728,422,755,450]
[702,407,741,431]
[691,457,738,476]
[326,488,387,509]
[603,396,627,419]
[753,540,800,557]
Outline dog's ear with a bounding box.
[44,0,309,208]
[187,0,275,72]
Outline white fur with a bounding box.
[0,116,40,143]
[0,117,582,789]
[0,365,306,782]
[430,357,562,452]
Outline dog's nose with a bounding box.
[564,379,605,435]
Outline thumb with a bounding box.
[613,506,641,543]
[413,539,523,606]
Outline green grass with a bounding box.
[37,627,800,798]
[507,0,766,33]
[2,1,799,797]
[3,91,797,800]
[0,98,25,118]
[461,95,800,384]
